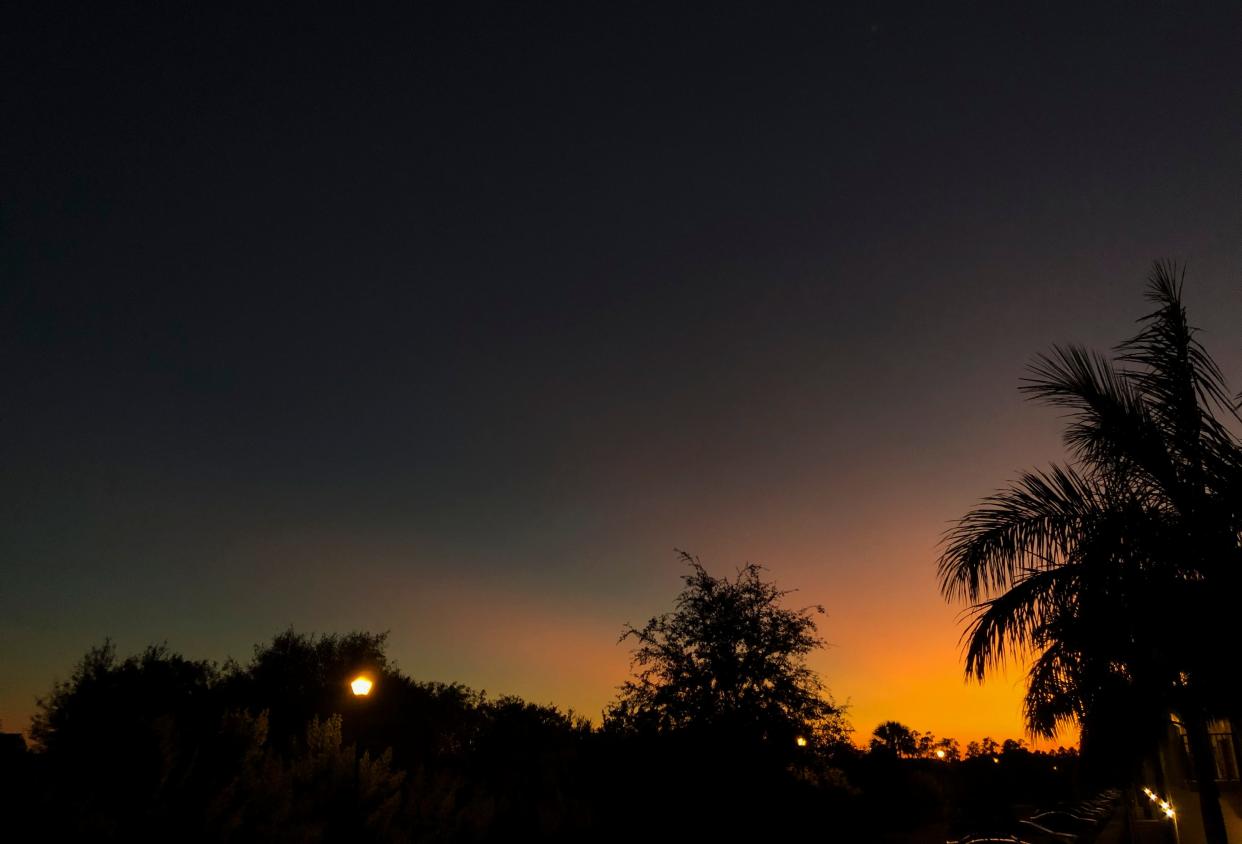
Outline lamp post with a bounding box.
[350,674,373,831]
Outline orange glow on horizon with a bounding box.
[0,496,1087,751]
[372,565,1080,751]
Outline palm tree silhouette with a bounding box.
[938,264,1241,844]
[870,721,919,758]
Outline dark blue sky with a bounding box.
[3,3,1240,738]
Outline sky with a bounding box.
[3,4,1240,746]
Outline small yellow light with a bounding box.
[1165,808,1175,819]
[1149,792,1159,802]
[1160,801,1169,811]
[350,676,373,696]
[992,756,1000,764]
[936,749,946,759]
[795,736,808,747]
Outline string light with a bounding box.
[1142,787,1175,821]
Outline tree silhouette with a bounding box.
[601,553,856,840]
[607,551,847,756]
[26,631,599,840]
[934,737,961,761]
[219,628,393,752]
[29,640,222,837]
[963,737,999,760]
[869,721,919,758]
[938,264,1241,844]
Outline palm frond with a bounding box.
[938,465,1102,603]
[1119,261,1238,424]
[960,563,1077,680]
[1024,642,1085,739]
[1022,345,1179,491]
[943,265,1242,752]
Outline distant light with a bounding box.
[1165,808,1175,819]
[795,736,808,747]
[936,749,946,759]
[992,756,1000,764]
[1052,765,1058,771]
[1149,792,1158,802]
[1160,801,1170,811]
[351,676,373,696]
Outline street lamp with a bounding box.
[348,673,373,829]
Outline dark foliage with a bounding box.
[870,720,919,758]
[596,552,865,838]
[6,628,1095,842]
[29,641,222,838]
[10,564,1095,840]
[938,264,1242,844]
[607,552,848,752]
[2,551,882,841]
[18,631,597,841]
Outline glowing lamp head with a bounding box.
[1165,808,1175,819]
[795,736,808,747]
[935,749,946,759]
[350,675,373,697]
[992,756,1000,764]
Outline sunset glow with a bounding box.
[6,5,1239,841]
[2,4,1234,763]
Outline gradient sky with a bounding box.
[4,4,1240,746]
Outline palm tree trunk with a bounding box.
[1185,714,1229,844]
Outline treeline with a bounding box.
[867,719,1077,762]
[2,628,1079,843]
[12,631,599,841]
[8,628,857,841]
